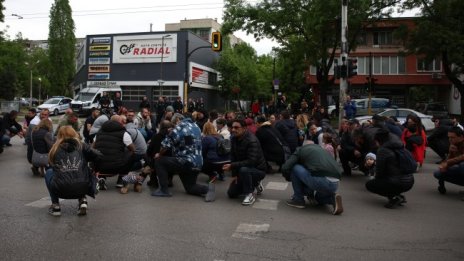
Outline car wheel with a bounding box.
[54,109,59,116]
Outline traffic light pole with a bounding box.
[339,0,349,128]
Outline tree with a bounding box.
[401,0,464,119]
[223,0,401,107]
[0,0,4,23]
[214,36,275,111]
[0,38,28,100]
[48,0,75,96]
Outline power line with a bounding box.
[15,2,225,16]
[8,5,224,20]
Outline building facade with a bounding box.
[306,17,453,108]
[73,30,223,110]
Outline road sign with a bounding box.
[273,79,279,90]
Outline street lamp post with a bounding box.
[25,61,39,107]
[158,34,171,99]
[38,77,42,104]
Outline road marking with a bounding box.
[252,199,279,210]
[25,197,63,208]
[232,223,270,240]
[265,181,288,191]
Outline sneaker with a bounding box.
[256,181,264,195]
[242,193,256,206]
[97,178,107,191]
[332,194,344,215]
[78,200,88,216]
[151,189,172,197]
[384,196,402,209]
[48,205,61,217]
[205,183,216,202]
[286,199,306,209]
[116,176,124,188]
[398,195,407,204]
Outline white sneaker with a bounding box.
[242,193,256,206]
[78,200,88,216]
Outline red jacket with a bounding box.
[401,128,427,165]
[251,102,260,115]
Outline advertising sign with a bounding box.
[89,57,110,65]
[76,43,86,72]
[112,34,177,63]
[89,45,111,51]
[192,67,209,85]
[88,73,110,80]
[87,81,118,87]
[89,65,110,73]
[89,51,110,57]
[90,37,111,45]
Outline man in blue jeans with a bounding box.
[434,127,464,197]
[282,140,344,215]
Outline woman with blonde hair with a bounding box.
[31,119,54,176]
[296,113,309,146]
[45,126,102,217]
[201,121,230,182]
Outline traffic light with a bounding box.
[211,32,222,52]
[348,58,358,78]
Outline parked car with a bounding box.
[328,97,391,118]
[419,102,448,119]
[355,108,435,131]
[37,96,73,116]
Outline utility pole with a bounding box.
[368,52,373,115]
[338,0,349,127]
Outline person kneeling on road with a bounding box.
[223,119,267,206]
[282,140,344,215]
[45,126,102,217]
[153,113,215,201]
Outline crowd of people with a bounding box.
[0,94,463,217]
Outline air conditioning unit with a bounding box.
[432,73,442,79]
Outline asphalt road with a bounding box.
[0,135,463,261]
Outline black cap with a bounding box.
[372,114,384,122]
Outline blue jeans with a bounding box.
[433,162,464,187]
[2,135,10,145]
[45,168,59,204]
[290,164,338,205]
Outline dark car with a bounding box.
[419,103,448,119]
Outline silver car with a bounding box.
[355,108,435,131]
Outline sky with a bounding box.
[1,0,278,55]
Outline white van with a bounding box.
[353,98,391,116]
[71,86,122,115]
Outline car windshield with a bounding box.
[43,98,61,105]
[75,93,96,101]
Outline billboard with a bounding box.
[112,34,177,64]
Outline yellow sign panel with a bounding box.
[88,65,110,73]
[89,45,111,51]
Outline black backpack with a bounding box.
[394,147,417,174]
[216,136,231,156]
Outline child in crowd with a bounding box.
[321,132,335,158]
[365,153,376,180]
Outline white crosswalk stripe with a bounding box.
[232,223,270,240]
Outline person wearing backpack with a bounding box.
[366,129,414,209]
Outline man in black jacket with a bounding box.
[223,119,267,206]
[274,110,299,153]
[1,110,24,146]
[93,115,135,190]
[255,116,288,172]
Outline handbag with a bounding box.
[32,151,49,167]
[31,131,49,167]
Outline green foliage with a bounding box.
[0,0,4,23]
[0,38,28,100]
[401,0,464,118]
[48,0,76,96]
[223,0,400,106]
